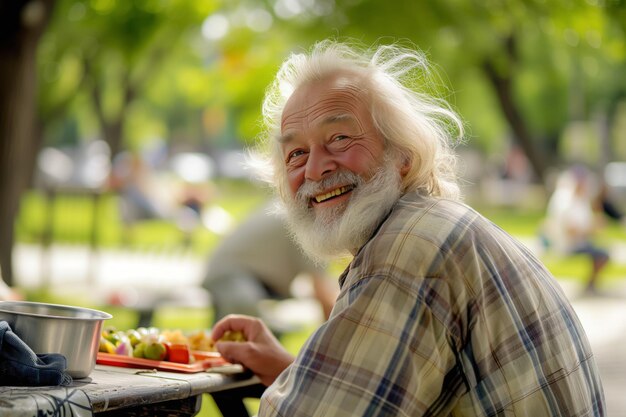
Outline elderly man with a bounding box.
[212,41,605,416]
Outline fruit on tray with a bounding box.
[98,326,246,364]
[143,341,168,361]
[100,326,190,363]
[187,330,216,352]
[167,343,191,364]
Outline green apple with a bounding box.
[133,342,146,358]
[144,342,167,361]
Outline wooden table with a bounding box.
[0,364,264,416]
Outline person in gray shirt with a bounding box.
[203,202,338,325]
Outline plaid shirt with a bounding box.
[260,192,605,416]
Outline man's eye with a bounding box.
[287,149,306,163]
[333,135,349,141]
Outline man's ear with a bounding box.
[399,156,411,177]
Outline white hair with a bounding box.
[252,39,465,201]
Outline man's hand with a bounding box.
[211,315,295,386]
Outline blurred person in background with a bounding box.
[108,151,168,243]
[544,165,610,293]
[210,40,605,416]
[175,180,217,246]
[202,201,338,326]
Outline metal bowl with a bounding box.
[0,301,112,378]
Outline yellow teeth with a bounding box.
[314,186,352,203]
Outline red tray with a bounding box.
[97,351,228,373]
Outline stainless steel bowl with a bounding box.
[0,301,112,378]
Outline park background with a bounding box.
[2,0,626,416]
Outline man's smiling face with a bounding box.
[279,72,386,216]
[276,72,404,261]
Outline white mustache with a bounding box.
[295,170,363,204]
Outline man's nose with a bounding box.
[305,145,337,181]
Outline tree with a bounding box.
[220,0,626,183]
[39,0,221,159]
[3,0,223,286]
[305,0,595,181]
[0,0,56,286]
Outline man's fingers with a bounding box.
[211,314,258,341]
[216,341,251,365]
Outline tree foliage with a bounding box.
[251,0,626,180]
[36,0,626,176]
[38,0,221,156]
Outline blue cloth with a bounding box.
[0,321,72,386]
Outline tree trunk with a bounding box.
[0,0,55,286]
[85,59,139,160]
[482,59,548,184]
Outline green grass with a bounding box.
[16,179,270,254]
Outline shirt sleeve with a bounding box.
[259,273,460,417]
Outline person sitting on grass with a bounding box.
[544,165,610,294]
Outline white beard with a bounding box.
[282,159,403,263]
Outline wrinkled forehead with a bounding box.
[280,72,369,134]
